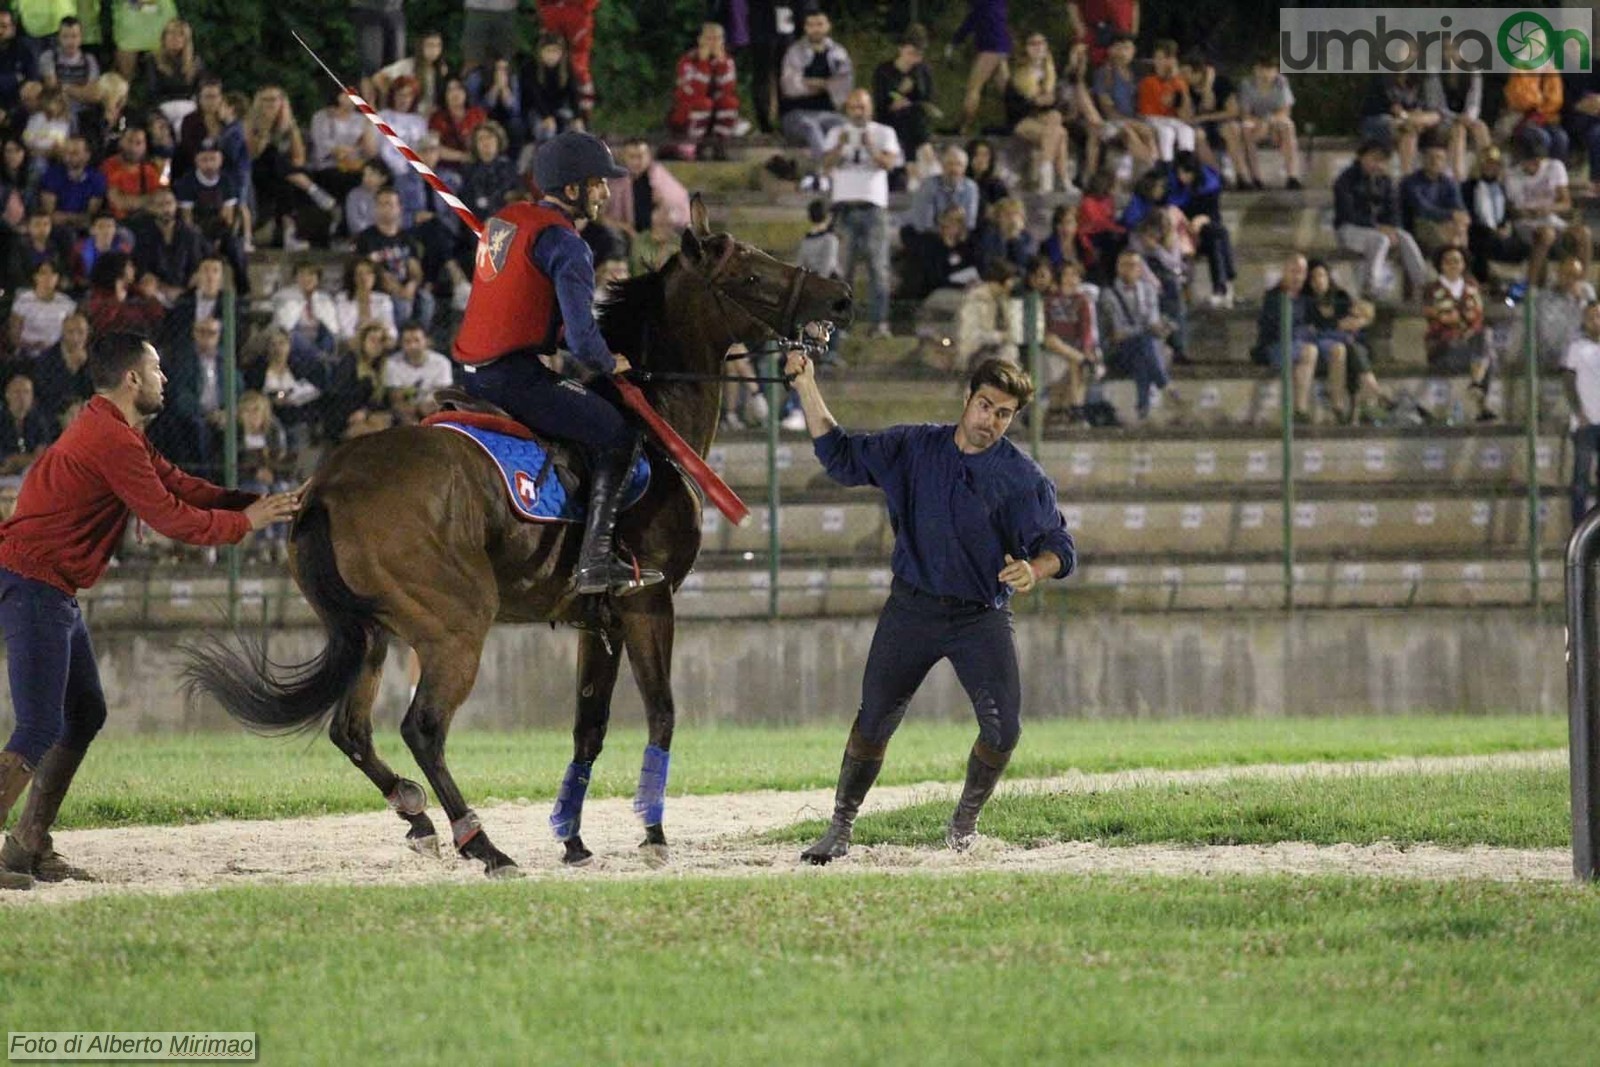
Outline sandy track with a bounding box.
[0,749,1572,906]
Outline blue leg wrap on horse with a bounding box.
[549,760,593,841]
[634,745,670,825]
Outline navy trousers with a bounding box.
[463,351,635,456]
[0,569,108,766]
[854,578,1023,754]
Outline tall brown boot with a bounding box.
[801,726,887,866]
[5,745,93,882]
[945,741,1012,852]
[0,750,36,889]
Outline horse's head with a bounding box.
[676,196,854,347]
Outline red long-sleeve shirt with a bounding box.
[0,395,256,595]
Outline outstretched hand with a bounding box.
[784,350,815,386]
[245,492,301,531]
[1000,554,1038,594]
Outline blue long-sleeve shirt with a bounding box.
[1399,169,1465,229]
[814,423,1076,608]
[530,222,614,375]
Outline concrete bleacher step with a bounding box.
[707,431,1568,495]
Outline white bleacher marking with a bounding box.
[700,511,721,535]
[805,571,827,595]
[1181,505,1204,530]
[1198,386,1221,410]
[775,446,793,470]
[747,572,771,597]
[1357,503,1378,527]
[867,569,892,588]
[1422,445,1446,472]
[1302,447,1324,474]
[1536,443,1554,470]
[1161,567,1183,585]
[707,447,727,472]
[1224,566,1247,593]
[1061,505,1083,528]
[1241,503,1265,529]
[1462,563,1485,583]
[1102,567,1129,587]
[1341,564,1365,585]
[1194,449,1216,476]
[681,573,705,596]
[1479,444,1504,471]
[1247,450,1269,476]
[821,507,845,533]
[1413,502,1436,525]
[1123,505,1147,530]
[1294,503,1317,528]
[1401,563,1425,583]
[170,582,193,607]
[1471,501,1492,527]
[1364,446,1387,472]
[1131,450,1154,475]
[1071,451,1093,476]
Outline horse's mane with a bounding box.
[596,267,671,366]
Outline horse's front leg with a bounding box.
[555,627,623,866]
[620,588,677,863]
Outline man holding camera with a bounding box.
[822,88,902,339]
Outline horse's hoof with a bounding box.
[406,833,441,859]
[485,860,523,880]
[639,840,669,867]
[562,840,594,867]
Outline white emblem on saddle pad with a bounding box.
[514,470,540,507]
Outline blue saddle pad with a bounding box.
[432,420,651,524]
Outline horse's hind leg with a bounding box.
[401,633,520,878]
[554,627,623,866]
[327,632,440,857]
[619,589,677,863]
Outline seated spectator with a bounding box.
[376,75,430,181]
[236,389,295,560]
[41,139,109,238]
[1054,43,1106,186]
[1333,139,1430,300]
[248,84,339,249]
[1135,39,1194,164]
[31,310,92,419]
[605,138,690,238]
[246,327,323,450]
[335,255,398,345]
[173,138,242,252]
[273,260,341,364]
[83,72,133,164]
[1564,300,1600,523]
[668,21,742,159]
[1128,209,1189,364]
[822,89,901,337]
[309,87,379,207]
[383,321,453,423]
[1003,32,1070,193]
[1304,259,1402,424]
[100,125,162,219]
[872,25,935,171]
[371,30,449,117]
[4,209,71,299]
[72,212,135,292]
[976,196,1037,276]
[1517,256,1597,371]
[344,160,389,239]
[1566,72,1600,198]
[1235,56,1301,190]
[149,313,226,471]
[1500,68,1568,164]
[0,10,41,117]
[216,92,256,234]
[9,260,74,359]
[111,0,178,82]
[130,187,207,305]
[1462,146,1528,289]
[1359,68,1437,176]
[428,76,485,167]
[521,32,581,145]
[907,145,979,244]
[82,252,164,338]
[1252,253,1321,421]
[631,203,684,276]
[965,137,1011,206]
[1075,168,1125,283]
[1167,151,1235,307]
[1039,203,1079,270]
[1090,34,1158,170]
[1504,131,1591,288]
[0,138,35,216]
[1037,257,1102,422]
[1423,244,1496,421]
[324,320,396,441]
[1179,51,1241,185]
[1400,135,1470,260]
[175,74,224,181]
[39,17,100,123]
[1423,60,1488,180]
[162,256,237,354]
[459,121,519,221]
[1099,248,1174,419]
[0,374,54,474]
[466,57,522,144]
[952,0,1012,133]
[22,87,71,167]
[355,186,430,326]
[778,8,851,177]
[909,205,981,298]
[143,17,204,133]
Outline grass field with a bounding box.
[775,766,1570,850]
[4,875,1599,1064]
[56,714,1564,829]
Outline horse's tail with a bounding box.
[182,496,381,735]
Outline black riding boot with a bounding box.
[0,750,34,889]
[4,745,94,882]
[946,742,1012,852]
[573,442,664,597]
[801,727,885,865]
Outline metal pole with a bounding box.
[766,352,781,619]
[1564,505,1600,880]
[222,288,240,628]
[1526,289,1541,606]
[1280,287,1294,610]
[1025,288,1042,460]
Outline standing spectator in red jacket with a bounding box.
[0,333,299,889]
[668,22,742,160]
[537,0,598,124]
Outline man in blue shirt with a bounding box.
[785,353,1076,862]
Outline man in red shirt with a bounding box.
[99,125,161,220]
[0,332,299,890]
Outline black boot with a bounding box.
[8,746,94,882]
[802,728,885,865]
[946,742,1012,852]
[0,750,34,889]
[573,442,664,597]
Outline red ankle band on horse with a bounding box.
[451,812,483,848]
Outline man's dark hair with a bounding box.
[1432,243,1467,271]
[57,15,79,30]
[968,358,1035,410]
[1153,38,1179,57]
[400,321,427,335]
[197,73,223,91]
[1357,138,1392,158]
[89,332,149,391]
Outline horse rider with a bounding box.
[453,129,665,597]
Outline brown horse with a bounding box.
[183,201,852,877]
